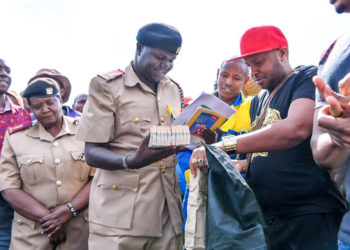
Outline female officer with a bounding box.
[0,78,94,250]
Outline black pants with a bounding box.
[266,213,343,250]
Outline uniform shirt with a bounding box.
[76,63,183,237]
[0,115,94,249]
[0,115,95,208]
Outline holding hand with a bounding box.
[232,159,248,173]
[127,132,187,169]
[39,205,73,237]
[313,75,350,117]
[48,228,67,245]
[190,146,208,177]
[200,127,223,144]
[313,75,350,149]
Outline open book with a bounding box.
[173,92,236,148]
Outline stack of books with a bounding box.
[148,125,191,148]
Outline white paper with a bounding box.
[173,92,236,126]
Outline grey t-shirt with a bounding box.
[316,31,350,244]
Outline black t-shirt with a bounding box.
[249,65,347,219]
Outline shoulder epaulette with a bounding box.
[98,69,125,82]
[8,120,33,135]
[169,78,185,110]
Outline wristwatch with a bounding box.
[222,135,237,155]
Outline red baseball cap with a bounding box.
[227,25,288,62]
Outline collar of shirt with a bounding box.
[0,95,21,114]
[232,92,244,107]
[26,115,76,141]
[124,62,170,94]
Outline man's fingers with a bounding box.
[318,114,337,130]
[327,96,344,117]
[190,156,197,178]
[48,226,61,238]
[313,76,336,101]
[190,157,207,178]
[313,76,328,101]
[313,75,326,89]
[339,72,350,96]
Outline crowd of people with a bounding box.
[0,0,349,249]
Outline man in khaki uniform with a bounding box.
[76,23,184,250]
[0,79,94,250]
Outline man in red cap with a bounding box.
[190,26,346,249]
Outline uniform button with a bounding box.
[56,180,62,186]
[53,141,59,147]
[157,97,160,102]
[160,116,165,123]
[112,185,117,190]
[134,117,140,123]
[16,219,22,224]
[55,159,61,165]
[26,159,31,164]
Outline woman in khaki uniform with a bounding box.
[0,79,94,250]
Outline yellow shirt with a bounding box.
[220,94,251,134]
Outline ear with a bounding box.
[278,46,288,62]
[216,68,220,80]
[57,95,63,105]
[136,43,143,56]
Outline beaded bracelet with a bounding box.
[122,155,129,169]
[66,202,77,217]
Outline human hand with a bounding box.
[317,107,350,149]
[339,73,350,96]
[40,205,73,237]
[200,127,216,144]
[313,75,350,149]
[313,75,350,117]
[128,132,186,169]
[48,228,66,245]
[190,146,208,178]
[232,159,248,173]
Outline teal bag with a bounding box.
[205,145,268,250]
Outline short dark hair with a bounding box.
[73,93,87,105]
[220,57,249,78]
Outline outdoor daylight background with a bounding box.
[1,0,349,105]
